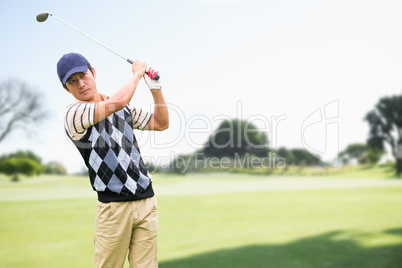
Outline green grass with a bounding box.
[0,199,96,267]
[0,172,401,267]
[174,161,400,178]
[158,187,402,268]
[269,162,399,178]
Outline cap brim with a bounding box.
[62,65,89,85]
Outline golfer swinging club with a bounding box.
[58,52,168,268]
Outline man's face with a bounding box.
[65,68,98,102]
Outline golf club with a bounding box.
[36,12,159,80]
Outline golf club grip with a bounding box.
[127,59,160,80]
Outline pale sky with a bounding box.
[1,0,402,172]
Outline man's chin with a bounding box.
[78,92,93,101]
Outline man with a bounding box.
[58,52,168,268]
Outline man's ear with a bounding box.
[91,67,97,79]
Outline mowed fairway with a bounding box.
[0,173,401,268]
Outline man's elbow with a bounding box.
[109,96,128,111]
[157,120,169,131]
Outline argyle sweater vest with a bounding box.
[70,106,154,203]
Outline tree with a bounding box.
[339,143,366,164]
[0,150,42,163]
[0,158,42,181]
[203,119,269,158]
[44,161,68,175]
[276,147,293,166]
[340,143,367,163]
[365,94,402,174]
[338,143,384,165]
[0,150,44,181]
[0,79,47,143]
[364,148,385,164]
[290,148,321,166]
[275,147,320,166]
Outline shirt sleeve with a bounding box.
[64,102,97,140]
[130,106,152,130]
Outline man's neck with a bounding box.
[76,92,108,103]
[91,92,104,103]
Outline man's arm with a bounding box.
[94,60,146,124]
[143,89,169,131]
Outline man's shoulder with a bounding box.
[64,101,97,140]
[65,101,79,112]
[64,101,94,118]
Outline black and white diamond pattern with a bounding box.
[88,107,151,196]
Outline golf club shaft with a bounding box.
[50,14,128,62]
[49,14,159,80]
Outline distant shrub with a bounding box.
[44,161,68,175]
[0,158,43,181]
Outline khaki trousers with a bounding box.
[94,196,158,268]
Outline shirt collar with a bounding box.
[75,93,110,103]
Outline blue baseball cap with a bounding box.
[57,53,90,85]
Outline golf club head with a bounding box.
[36,12,50,22]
